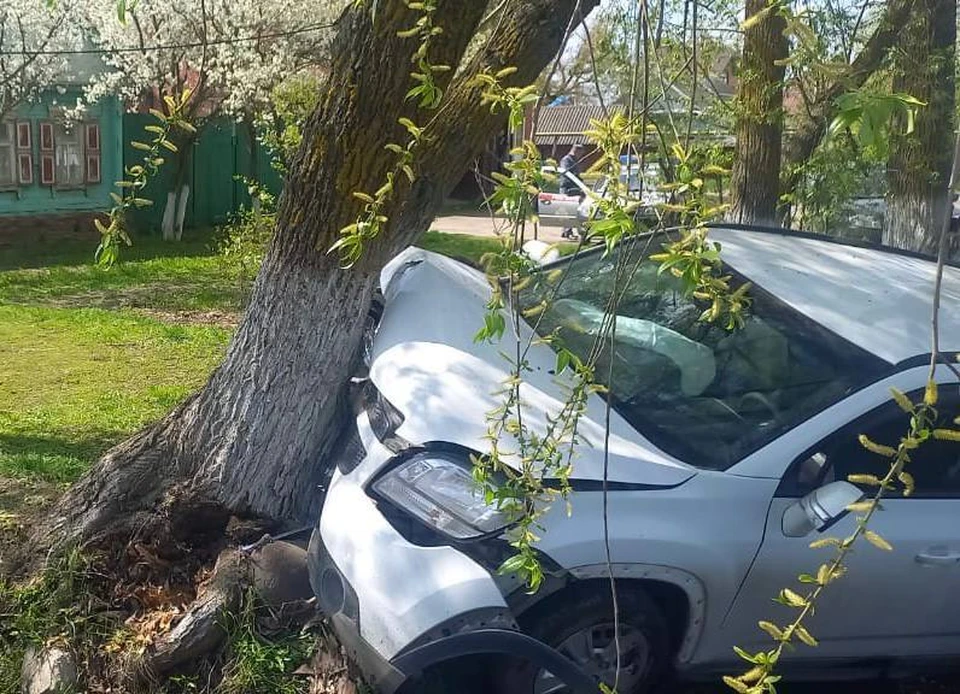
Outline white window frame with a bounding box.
[0,122,17,190]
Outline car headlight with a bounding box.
[371,452,510,540]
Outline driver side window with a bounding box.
[781,387,960,499]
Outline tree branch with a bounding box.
[781,0,916,203]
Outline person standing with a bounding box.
[559,143,584,238]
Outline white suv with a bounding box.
[307,225,960,693]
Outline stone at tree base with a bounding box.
[21,645,78,694]
[250,540,313,609]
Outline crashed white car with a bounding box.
[308,225,960,693]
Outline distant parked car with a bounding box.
[534,165,592,228]
[535,165,665,232]
[308,225,960,694]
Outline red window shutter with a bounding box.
[18,153,33,185]
[16,121,31,149]
[86,154,101,184]
[39,122,54,152]
[86,123,100,151]
[85,122,101,185]
[40,155,55,186]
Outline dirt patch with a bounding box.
[134,308,239,328]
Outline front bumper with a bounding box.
[307,415,598,693]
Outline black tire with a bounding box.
[495,583,671,694]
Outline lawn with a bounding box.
[0,229,503,491]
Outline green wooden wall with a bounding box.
[123,115,283,233]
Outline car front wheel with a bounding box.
[496,583,671,694]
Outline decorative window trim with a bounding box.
[15,121,33,185]
[0,121,16,190]
[85,123,101,185]
[86,154,101,184]
[18,153,34,185]
[39,121,55,153]
[16,121,31,149]
[40,154,55,186]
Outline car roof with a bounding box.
[707,225,960,364]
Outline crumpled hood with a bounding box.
[369,247,696,487]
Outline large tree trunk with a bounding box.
[779,0,915,223]
[37,0,598,553]
[884,0,957,253]
[728,0,789,226]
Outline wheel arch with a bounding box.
[509,563,706,665]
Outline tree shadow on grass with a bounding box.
[0,431,126,484]
[0,229,219,272]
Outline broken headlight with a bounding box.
[371,452,510,541]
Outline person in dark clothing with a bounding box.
[559,144,584,238]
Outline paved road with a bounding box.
[431,213,574,243]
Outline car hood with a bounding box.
[368,247,696,487]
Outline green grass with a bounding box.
[0,305,229,483]
[0,230,511,486]
[417,231,504,265]
[0,231,243,314]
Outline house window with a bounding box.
[0,122,16,188]
[38,121,103,188]
[55,125,85,188]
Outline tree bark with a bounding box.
[37,0,598,553]
[884,0,957,253]
[727,0,789,226]
[779,0,915,222]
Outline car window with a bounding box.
[781,390,960,498]
[516,242,889,470]
[539,171,560,195]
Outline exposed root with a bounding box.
[125,549,246,683]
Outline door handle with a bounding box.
[915,551,960,567]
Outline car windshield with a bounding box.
[516,241,890,470]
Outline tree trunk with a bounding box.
[884,0,957,253]
[727,0,788,226]
[36,0,598,553]
[779,0,915,223]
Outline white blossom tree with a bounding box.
[0,0,82,119]
[76,0,341,239]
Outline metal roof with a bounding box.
[708,226,960,364]
[533,105,608,145]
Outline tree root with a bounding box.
[122,548,246,685]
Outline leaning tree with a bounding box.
[37,0,598,556]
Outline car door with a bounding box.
[537,171,583,224]
[722,387,960,666]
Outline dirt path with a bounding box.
[431,213,575,243]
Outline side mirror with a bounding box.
[782,481,864,538]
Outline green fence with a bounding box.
[123,115,283,233]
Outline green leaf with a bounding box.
[890,387,914,413]
[497,553,526,576]
[925,379,938,406]
[795,625,818,647]
[758,621,784,641]
[779,589,806,608]
[722,676,751,693]
[864,530,893,551]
